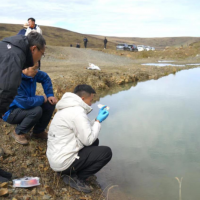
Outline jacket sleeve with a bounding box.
[36,71,54,98]
[0,55,23,116]
[13,93,44,110]
[73,113,101,146]
[36,26,42,35]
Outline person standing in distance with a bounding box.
[25,17,43,70]
[0,32,46,182]
[83,37,88,48]
[25,17,42,36]
[104,37,108,49]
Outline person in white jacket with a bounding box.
[47,84,112,193]
[25,18,42,36]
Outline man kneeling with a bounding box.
[3,64,57,145]
[47,84,112,193]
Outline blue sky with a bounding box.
[0,0,200,37]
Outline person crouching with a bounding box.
[2,63,57,145]
[47,84,112,193]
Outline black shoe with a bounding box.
[0,168,12,180]
[62,175,92,193]
[0,176,9,183]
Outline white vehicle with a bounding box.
[137,45,146,51]
[145,46,151,51]
[151,47,155,51]
[116,43,129,50]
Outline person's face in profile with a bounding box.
[30,45,45,65]
[28,19,35,28]
[82,93,95,106]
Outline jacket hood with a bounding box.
[56,92,92,114]
[2,35,34,69]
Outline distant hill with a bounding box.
[0,23,116,49]
[1,23,200,50]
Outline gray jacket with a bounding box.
[0,35,34,116]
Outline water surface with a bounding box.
[89,68,200,200]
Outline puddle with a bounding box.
[158,60,175,62]
[141,63,185,67]
[186,63,200,66]
[141,62,200,67]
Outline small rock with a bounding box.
[0,148,4,157]
[26,160,32,166]
[61,188,67,192]
[31,188,36,195]
[0,182,8,188]
[43,195,51,199]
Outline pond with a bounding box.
[89,68,200,200]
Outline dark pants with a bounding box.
[84,42,87,48]
[7,102,55,135]
[61,139,112,180]
[104,43,107,49]
[38,60,41,70]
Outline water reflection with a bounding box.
[89,68,200,200]
[141,63,200,67]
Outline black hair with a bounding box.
[28,18,35,22]
[74,84,96,97]
[27,32,46,50]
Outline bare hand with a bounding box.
[48,96,58,105]
[43,95,47,103]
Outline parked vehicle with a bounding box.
[116,43,130,51]
[151,47,155,51]
[145,46,151,51]
[128,44,138,52]
[137,45,146,51]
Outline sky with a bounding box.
[0,0,200,37]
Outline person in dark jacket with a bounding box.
[17,23,29,35]
[76,43,80,48]
[104,37,108,49]
[0,32,46,117]
[3,63,57,145]
[83,37,88,48]
[0,32,46,182]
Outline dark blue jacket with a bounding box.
[3,71,54,121]
[17,29,27,35]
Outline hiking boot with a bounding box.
[62,175,92,193]
[0,168,12,180]
[32,131,47,139]
[0,176,9,183]
[12,131,28,145]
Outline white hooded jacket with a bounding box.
[47,92,101,171]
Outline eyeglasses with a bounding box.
[37,47,45,58]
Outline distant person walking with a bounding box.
[25,17,42,36]
[83,37,88,48]
[104,37,108,49]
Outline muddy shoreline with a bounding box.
[46,64,199,101]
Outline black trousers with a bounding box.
[61,139,112,180]
[104,43,107,48]
[84,42,87,48]
[7,102,55,135]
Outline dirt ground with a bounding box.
[0,46,200,200]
